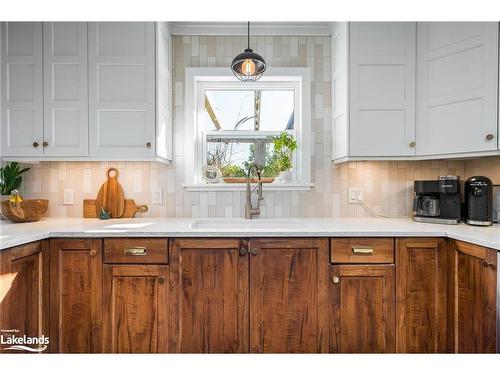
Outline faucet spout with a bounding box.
[245,163,264,219]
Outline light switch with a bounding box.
[63,189,74,205]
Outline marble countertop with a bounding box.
[1,217,500,251]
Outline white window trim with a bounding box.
[183,67,312,191]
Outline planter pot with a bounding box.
[276,170,292,183]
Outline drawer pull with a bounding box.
[352,247,374,255]
[124,247,147,256]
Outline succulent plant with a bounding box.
[0,162,30,196]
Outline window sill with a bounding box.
[183,183,314,192]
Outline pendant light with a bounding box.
[231,22,266,81]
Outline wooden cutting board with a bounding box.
[84,199,148,218]
[95,168,125,218]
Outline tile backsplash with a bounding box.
[12,34,500,219]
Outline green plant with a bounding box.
[0,162,30,196]
[272,132,297,172]
[221,164,246,178]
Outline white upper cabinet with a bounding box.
[416,22,499,156]
[43,22,88,156]
[88,22,156,158]
[1,22,43,157]
[332,22,416,161]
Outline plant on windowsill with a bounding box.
[271,132,297,183]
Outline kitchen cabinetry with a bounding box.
[0,22,43,157]
[49,238,102,353]
[43,22,88,157]
[0,21,173,162]
[102,265,168,353]
[249,238,329,353]
[332,22,416,161]
[451,240,497,353]
[169,238,249,353]
[416,22,499,156]
[329,238,395,353]
[169,238,329,353]
[0,241,49,353]
[395,238,449,353]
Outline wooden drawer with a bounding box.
[104,238,168,264]
[330,238,394,264]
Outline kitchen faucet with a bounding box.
[245,162,264,219]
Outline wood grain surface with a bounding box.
[95,168,125,218]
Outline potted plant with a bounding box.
[1,162,30,198]
[272,132,297,183]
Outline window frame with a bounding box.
[183,67,312,191]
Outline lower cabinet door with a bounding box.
[49,239,102,353]
[453,241,497,353]
[0,241,49,354]
[395,238,449,353]
[169,238,249,353]
[102,264,168,353]
[249,238,329,353]
[330,264,395,353]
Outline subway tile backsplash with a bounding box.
[16,35,500,218]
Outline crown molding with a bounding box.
[169,22,333,36]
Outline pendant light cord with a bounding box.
[247,21,250,49]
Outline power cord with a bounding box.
[357,198,409,219]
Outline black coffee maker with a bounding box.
[413,175,462,224]
[464,176,493,226]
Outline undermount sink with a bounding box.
[189,218,307,230]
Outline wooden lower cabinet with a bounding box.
[102,264,168,353]
[330,264,395,353]
[0,241,49,354]
[452,240,497,353]
[169,238,249,353]
[49,238,102,353]
[395,238,449,353]
[249,238,329,353]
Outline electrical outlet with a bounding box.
[348,188,364,204]
[152,189,163,205]
[63,189,74,205]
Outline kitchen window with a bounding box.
[183,67,312,191]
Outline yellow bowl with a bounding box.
[0,199,49,223]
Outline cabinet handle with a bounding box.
[124,247,147,256]
[146,142,152,148]
[42,141,48,147]
[486,133,495,141]
[89,249,97,257]
[332,276,340,284]
[352,247,374,255]
[250,248,258,256]
[33,141,39,148]
[158,276,165,284]
[409,141,416,148]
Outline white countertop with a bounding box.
[1,217,500,251]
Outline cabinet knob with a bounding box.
[409,141,416,148]
[146,142,152,148]
[89,249,97,257]
[250,248,258,256]
[158,276,165,284]
[486,133,495,141]
[33,141,39,148]
[42,141,48,147]
[239,247,248,256]
[332,276,340,284]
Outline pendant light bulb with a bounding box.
[241,58,256,76]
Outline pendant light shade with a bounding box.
[231,22,266,81]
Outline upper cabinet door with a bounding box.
[88,22,155,158]
[1,22,43,157]
[349,22,416,157]
[416,22,499,156]
[43,22,88,157]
